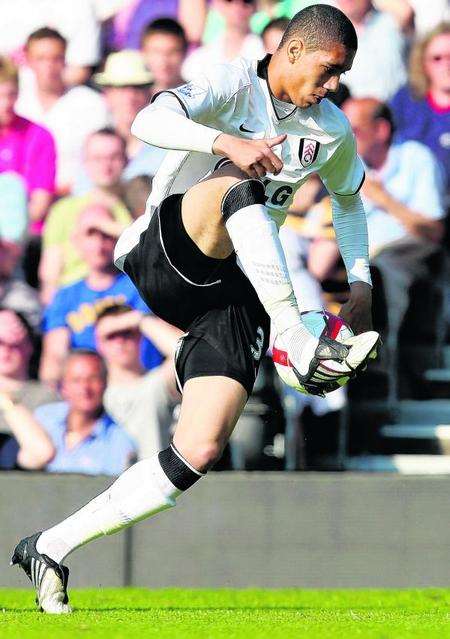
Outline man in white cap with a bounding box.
[94,50,153,161]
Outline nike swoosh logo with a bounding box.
[239,123,254,133]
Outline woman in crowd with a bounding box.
[390,22,450,190]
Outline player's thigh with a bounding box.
[181,163,248,259]
[173,375,247,471]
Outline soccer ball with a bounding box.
[272,310,354,396]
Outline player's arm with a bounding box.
[319,127,372,334]
[131,84,285,178]
[330,190,373,334]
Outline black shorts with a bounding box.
[123,194,270,396]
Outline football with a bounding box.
[272,310,355,396]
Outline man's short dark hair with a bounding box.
[141,18,188,51]
[279,4,358,52]
[96,304,134,324]
[26,27,67,50]
[88,127,127,153]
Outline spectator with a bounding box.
[0,309,58,469]
[96,305,182,459]
[261,17,290,53]
[0,173,41,329]
[390,23,450,190]
[0,236,42,331]
[35,350,136,475]
[141,19,187,97]
[123,0,207,50]
[121,18,191,180]
[0,56,56,235]
[40,205,161,387]
[343,97,445,358]
[182,0,265,81]
[122,175,152,219]
[40,128,131,302]
[93,50,153,160]
[0,0,101,86]
[16,28,109,194]
[335,0,407,100]
[0,391,55,470]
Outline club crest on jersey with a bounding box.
[298,138,320,168]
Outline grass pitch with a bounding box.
[1,588,449,639]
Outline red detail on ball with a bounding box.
[272,347,290,367]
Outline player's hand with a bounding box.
[339,282,373,335]
[213,133,286,178]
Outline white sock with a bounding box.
[225,203,318,374]
[36,452,198,563]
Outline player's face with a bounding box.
[62,356,106,416]
[424,33,450,93]
[285,42,355,108]
[142,33,185,88]
[0,80,18,125]
[26,38,65,91]
[84,135,126,188]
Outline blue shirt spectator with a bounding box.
[35,402,136,476]
[39,204,162,387]
[42,273,162,370]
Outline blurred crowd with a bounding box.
[0,0,448,474]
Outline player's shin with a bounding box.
[36,444,204,563]
[222,179,319,375]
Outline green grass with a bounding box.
[1,588,449,639]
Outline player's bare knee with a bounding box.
[179,441,224,473]
[221,178,266,223]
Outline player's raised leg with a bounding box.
[11,375,247,613]
[181,164,376,383]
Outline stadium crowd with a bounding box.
[0,0,448,474]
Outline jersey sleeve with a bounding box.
[153,63,242,126]
[319,125,365,197]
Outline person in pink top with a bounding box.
[0,56,56,235]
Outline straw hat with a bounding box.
[93,50,153,87]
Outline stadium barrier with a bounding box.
[2,472,449,588]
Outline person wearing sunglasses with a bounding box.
[390,22,450,191]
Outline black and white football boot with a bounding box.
[11,532,71,614]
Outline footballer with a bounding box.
[12,4,378,612]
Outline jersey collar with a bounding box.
[257,54,298,122]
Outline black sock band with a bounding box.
[221,179,266,223]
[158,444,204,491]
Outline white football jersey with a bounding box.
[147,54,365,228]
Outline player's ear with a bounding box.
[286,38,305,63]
